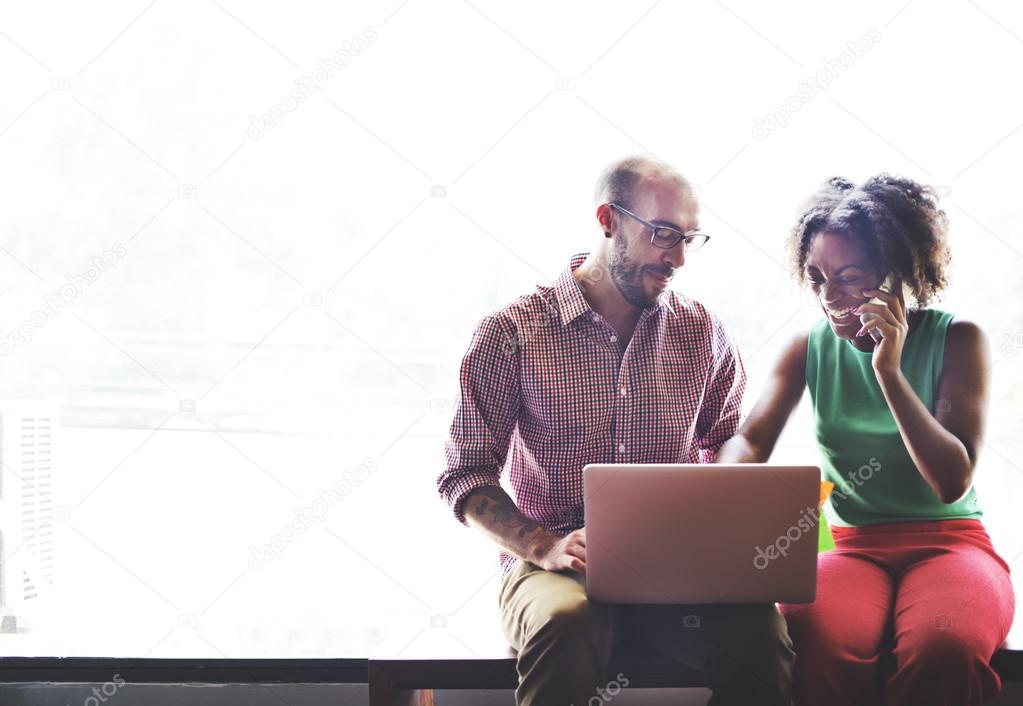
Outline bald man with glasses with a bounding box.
[438,156,795,706]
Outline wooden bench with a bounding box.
[369,644,704,706]
[369,629,1023,706]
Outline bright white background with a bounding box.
[0,0,1021,660]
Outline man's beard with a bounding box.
[607,236,669,308]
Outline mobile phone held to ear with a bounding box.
[859,274,895,343]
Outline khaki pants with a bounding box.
[499,558,795,706]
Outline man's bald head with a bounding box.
[593,155,694,210]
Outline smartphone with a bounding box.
[859,274,895,343]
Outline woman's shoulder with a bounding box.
[774,328,811,379]
[944,314,988,363]
[915,308,985,346]
[911,308,989,372]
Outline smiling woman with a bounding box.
[717,173,1017,706]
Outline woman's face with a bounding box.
[805,231,885,340]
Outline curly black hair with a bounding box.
[788,174,952,306]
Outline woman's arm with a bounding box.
[857,288,990,504]
[875,319,990,503]
[715,331,808,463]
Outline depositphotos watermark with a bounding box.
[753,457,882,569]
[247,457,378,569]
[0,243,127,356]
[572,672,631,706]
[78,673,125,706]
[248,27,378,139]
[752,26,882,139]
[501,265,612,356]
[500,308,560,356]
[831,456,881,500]
[753,503,819,570]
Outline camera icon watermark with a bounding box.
[51,75,71,91]
[555,76,576,91]
[178,613,199,629]
[430,614,448,628]
[303,291,323,307]
[178,184,198,199]
[934,614,952,630]
[430,185,447,198]
[179,399,197,416]
[580,264,607,285]
[683,614,701,628]
[428,397,452,414]
[54,505,72,521]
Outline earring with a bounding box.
[604,231,611,238]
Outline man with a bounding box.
[437,156,795,706]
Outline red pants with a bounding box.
[780,519,1015,706]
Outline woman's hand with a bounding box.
[855,284,908,378]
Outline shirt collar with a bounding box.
[551,252,675,326]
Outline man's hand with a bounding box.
[530,528,586,576]
[463,486,587,575]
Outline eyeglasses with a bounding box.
[608,203,710,251]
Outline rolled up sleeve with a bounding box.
[695,312,747,463]
[438,314,521,525]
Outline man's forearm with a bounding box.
[462,486,556,563]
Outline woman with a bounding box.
[717,174,1015,705]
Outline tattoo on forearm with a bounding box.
[471,487,539,538]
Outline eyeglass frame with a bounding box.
[607,203,710,251]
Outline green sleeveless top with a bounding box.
[806,308,983,527]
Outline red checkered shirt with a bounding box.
[438,252,746,576]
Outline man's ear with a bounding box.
[596,203,613,236]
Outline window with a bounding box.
[1,0,1020,658]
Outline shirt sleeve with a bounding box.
[438,314,521,525]
[694,312,747,463]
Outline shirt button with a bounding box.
[619,386,627,396]
[617,443,626,454]
[610,334,618,343]
[592,313,600,322]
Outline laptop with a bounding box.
[583,463,820,604]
